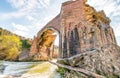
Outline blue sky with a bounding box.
[0,0,120,46]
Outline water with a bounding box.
[0,60,61,78]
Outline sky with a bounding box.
[0,0,120,46]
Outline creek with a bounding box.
[0,60,61,78]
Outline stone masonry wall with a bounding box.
[30,0,117,60]
[60,0,117,58]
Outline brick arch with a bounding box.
[37,26,60,39]
[47,26,60,34]
[30,25,62,60]
[30,0,84,59]
[37,14,61,39]
[37,26,62,57]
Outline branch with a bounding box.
[49,61,105,78]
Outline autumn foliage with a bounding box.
[0,35,21,60]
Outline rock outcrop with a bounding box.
[58,44,120,77]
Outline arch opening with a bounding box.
[35,28,60,60]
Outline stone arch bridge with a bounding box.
[29,0,116,60]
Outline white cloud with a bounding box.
[12,23,29,32]
[116,37,120,46]
[113,24,120,37]
[26,15,34,21]
[7,0,27,9]
[14,30,29,37]
[87,0,119,17]
[38,0,50,7]
[0,0,50,20]
[11,23,30,37]
[0,11,25,19]
[11,0,50,10]
[11,22,46,38]
[112,5,120,17]
[44,0,50,5]
[0,0,66,22]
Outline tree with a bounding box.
[0,35,21,60]
[21,40,31,49]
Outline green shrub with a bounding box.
[21,40,31,49]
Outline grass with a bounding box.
[27,62,51,74]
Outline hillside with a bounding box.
[0,27,32,61]
[0,28,14,36]
[0,27,32,41]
